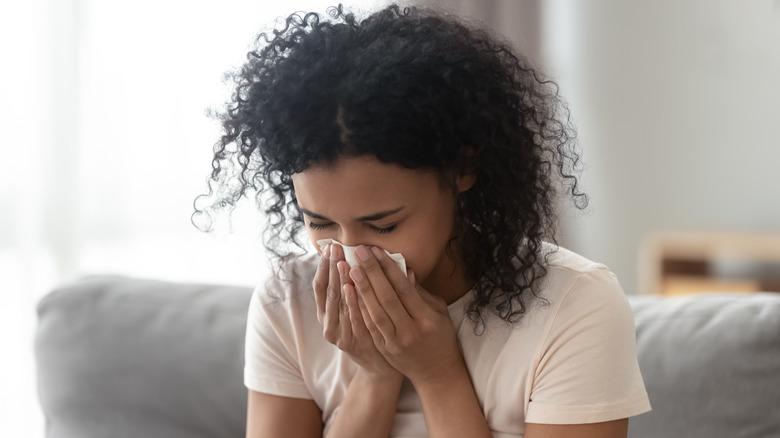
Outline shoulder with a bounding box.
[245,251,322,351]
[533,245,636,356]
[544,243,614,281]
[521,246,651,423]
[540,244,627,309]
[521,244,635,348]
[253,252,319,307]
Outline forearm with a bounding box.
[414,362,492,438]
[325,369,404,438]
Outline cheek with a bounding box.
[394,204,456,275]
[392,222,453,279]
[399,246,437,279]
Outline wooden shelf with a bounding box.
[639,231,780,295]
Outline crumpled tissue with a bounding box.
[316,238,407,277]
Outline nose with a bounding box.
[335,229,370,249]
[337,236,361,249]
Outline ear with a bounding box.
[456,172,477,193]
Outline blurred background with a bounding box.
[2,0,779,434]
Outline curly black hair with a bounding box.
[193,4,587,324]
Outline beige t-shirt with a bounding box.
[244,246,651,437]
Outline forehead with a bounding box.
[291,156,444,216]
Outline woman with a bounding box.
[195,4,651,437]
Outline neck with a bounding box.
[421,246,474,305]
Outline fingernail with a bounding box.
[370,246,384,259]
[343,284,353,302]
[350,267,365,282]
[409,269,415,284]
[323,244,331,258]
[355,245,370,261]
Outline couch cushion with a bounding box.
[37,278,780,437]
[627,292,780,438]
[35,276,253,438]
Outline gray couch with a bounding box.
[35,276,780,437]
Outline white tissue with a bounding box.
[316,239,407,277]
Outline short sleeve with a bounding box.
[526,268,651,424]
[244,283,312,399]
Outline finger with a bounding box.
[312,244,330,322]
[323,243,344,342]
[343,283,370,339]
[349,264,403,340]
[356,287,384,348]
[357,246,414,328]
[337,261,353,345]
[368,246,428,320]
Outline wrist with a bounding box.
[410,359,470,394]
[357,366,405,388]
[327,365,403,438]
[409,361,492,438]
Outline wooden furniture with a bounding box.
[638,231,780,295]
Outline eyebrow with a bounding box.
[300,206,404,222]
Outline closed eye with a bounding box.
[370,224,397,234]
[307,221,397,234]
[308,222,333,231]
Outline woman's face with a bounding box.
[292,155,467,293]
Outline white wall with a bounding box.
[544,0,780,293]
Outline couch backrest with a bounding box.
[627,292,780,438]
[36,277,780,437]
[35,276,253,438]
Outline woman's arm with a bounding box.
[313,243,405,437]
[347,248,633,438]
[246,390,323,438]
[412,360,492,438]
[247,244,403,438]
[390,350,631,438]
[348,247,492,437]
[413,367,629,438]
[324,369,404,438]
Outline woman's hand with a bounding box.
[312,244,401,380]
[348,245,466,386]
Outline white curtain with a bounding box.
[0,0,393,433]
